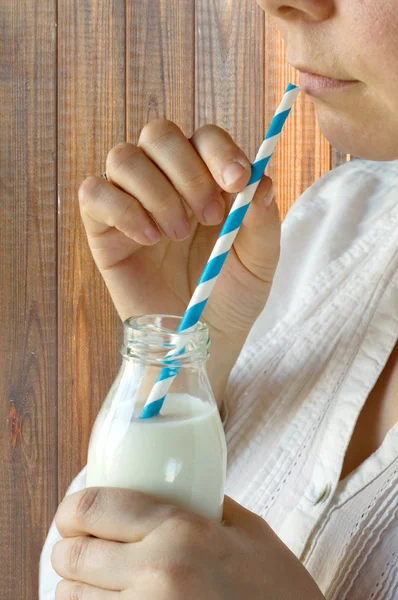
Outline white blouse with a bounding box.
[40,158,398,599]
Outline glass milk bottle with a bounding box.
[86,314,227,522]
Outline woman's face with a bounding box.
[257,0,398,160]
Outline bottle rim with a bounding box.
[121,314,210,366]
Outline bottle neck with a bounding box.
[121,314,210,368]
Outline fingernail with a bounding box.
[174,216,191,240]
[222,162,246,186]
[202,198,224,225]
[144,222,161,243]
[264,185,274,208]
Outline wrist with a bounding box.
[207,331,246,408]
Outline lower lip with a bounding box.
[299,72,359,96]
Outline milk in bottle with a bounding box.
[86,315,227,522]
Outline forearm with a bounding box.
[207,333,245,409]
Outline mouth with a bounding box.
[291,65,359,97]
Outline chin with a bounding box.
[314,103,398,162]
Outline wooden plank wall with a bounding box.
[1,1,58,597]
[0,1,349,597]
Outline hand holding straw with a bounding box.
[139,84,300,419]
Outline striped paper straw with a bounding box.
[139,83,300,419]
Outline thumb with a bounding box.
[233,175,281,284]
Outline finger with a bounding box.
[190,124,252,193]
[78,175,162,246]
[138,118,225,226]
[52,536,130,591]
[55,487,177,543]
[106,143,191,240]
[56,578,120,599]
[233,175,281,283]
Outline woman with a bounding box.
[40,0,398,598]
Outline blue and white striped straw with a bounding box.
[139,83,300,419]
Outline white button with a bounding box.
[314,484,329,505]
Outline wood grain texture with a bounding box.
[57,0,126,499]
[126,0,195,140]
[195,0,265,165]
[0,1,58,597]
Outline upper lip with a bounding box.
[290,64,357,82]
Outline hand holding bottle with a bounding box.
[52,487,325,599]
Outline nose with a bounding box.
[258,0,334,21]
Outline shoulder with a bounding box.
[283,158,398,233]
[280,158,398,275]
[245,159,398,343]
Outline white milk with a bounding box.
[86,393,227,521]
